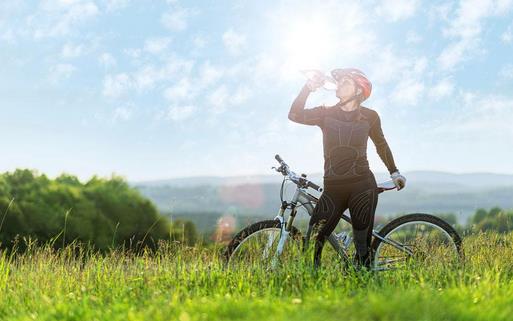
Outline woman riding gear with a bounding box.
[288,78,400,269]
[289,84,399,183]
[310,175,378,269]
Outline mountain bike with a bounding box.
[223,154,463,271]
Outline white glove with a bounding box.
[391,171,406,191]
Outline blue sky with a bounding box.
[1,0,512,181]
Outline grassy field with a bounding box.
[1,232,513,321]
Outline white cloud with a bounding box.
[375,0,420,22]
[163,78,193,101]
[102,56,195,98]
[193,35,207,49]
[103,73,132,98]
[165,105,195,121]
[428,2,454,23]
[231,85,251,105]
[222,29,247,56]
[28,0,99,38]
[437,40,473,70]
[207,84,253,114]
[0,29,15,43]
[49,63,76,83]
[61,43,83,58]
[132,66,161,91]
[438,0,513,69]
[255,118,286,147]
[133,64,173,91]
[208,85,229,113]
[368,47,407,84]
[159,60,228,107]
[123,48,141,59]
[413,57,428,74]
[428,78,455,100]
[501,24,513,43]
[390,78,425,106]
[144,37,172,54]
[499,64,513,79]
[161,7,192,31]
[198,61,224,87]
[113,107,132,121]
[104,0,130,12]
[98,52,117,68]
[367,47,427,86]
[432,92,513,140]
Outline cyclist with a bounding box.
[288,68,406,269]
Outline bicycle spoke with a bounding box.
[228,226,302,270]
[373,220,460,270]
[262,231,279,260]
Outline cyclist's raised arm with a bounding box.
[369,112,399,175]
[288,84,325,126]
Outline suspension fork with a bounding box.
[270,190,301,267]
[263,201,288,260]
[276,203,298,255]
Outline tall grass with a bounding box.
[1,232,513,320]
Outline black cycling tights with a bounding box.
[309,174,378,269]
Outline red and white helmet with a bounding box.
[331,68,372,101]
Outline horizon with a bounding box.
[3,167,513,184]
[1,0,513,181]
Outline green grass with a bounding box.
[1,232,513,321]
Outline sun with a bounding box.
[279,15,338,72]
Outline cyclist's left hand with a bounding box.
[391,171,406,191]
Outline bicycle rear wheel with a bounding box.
[371,213,463,271]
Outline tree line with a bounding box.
[432,206,513,235]
[0,168,511,250]
[0,169,198,251]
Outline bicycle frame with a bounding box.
[264,154,415,269]
[271,183,414,267]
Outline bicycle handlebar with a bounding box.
[273,154,397,194]
[273,154,323,192]
[307,180,322,191]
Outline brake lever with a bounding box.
[271,165,287,175]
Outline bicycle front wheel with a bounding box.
[223,219,303,270]
[371,213,463,271]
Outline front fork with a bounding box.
[269,200,299,267]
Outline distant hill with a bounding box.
[133,171,513,232]
[134,170,513,190]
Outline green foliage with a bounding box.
[0,169,197,250]
[1,233,513,320]
[169,219,198,246]
[470,207,513,233]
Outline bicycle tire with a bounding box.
[223,219,302,266]
[371,213,463,269]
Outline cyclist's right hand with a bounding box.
[305,79,323,92]
[301,69,326,92]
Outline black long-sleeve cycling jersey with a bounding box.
[288,84,398,184]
